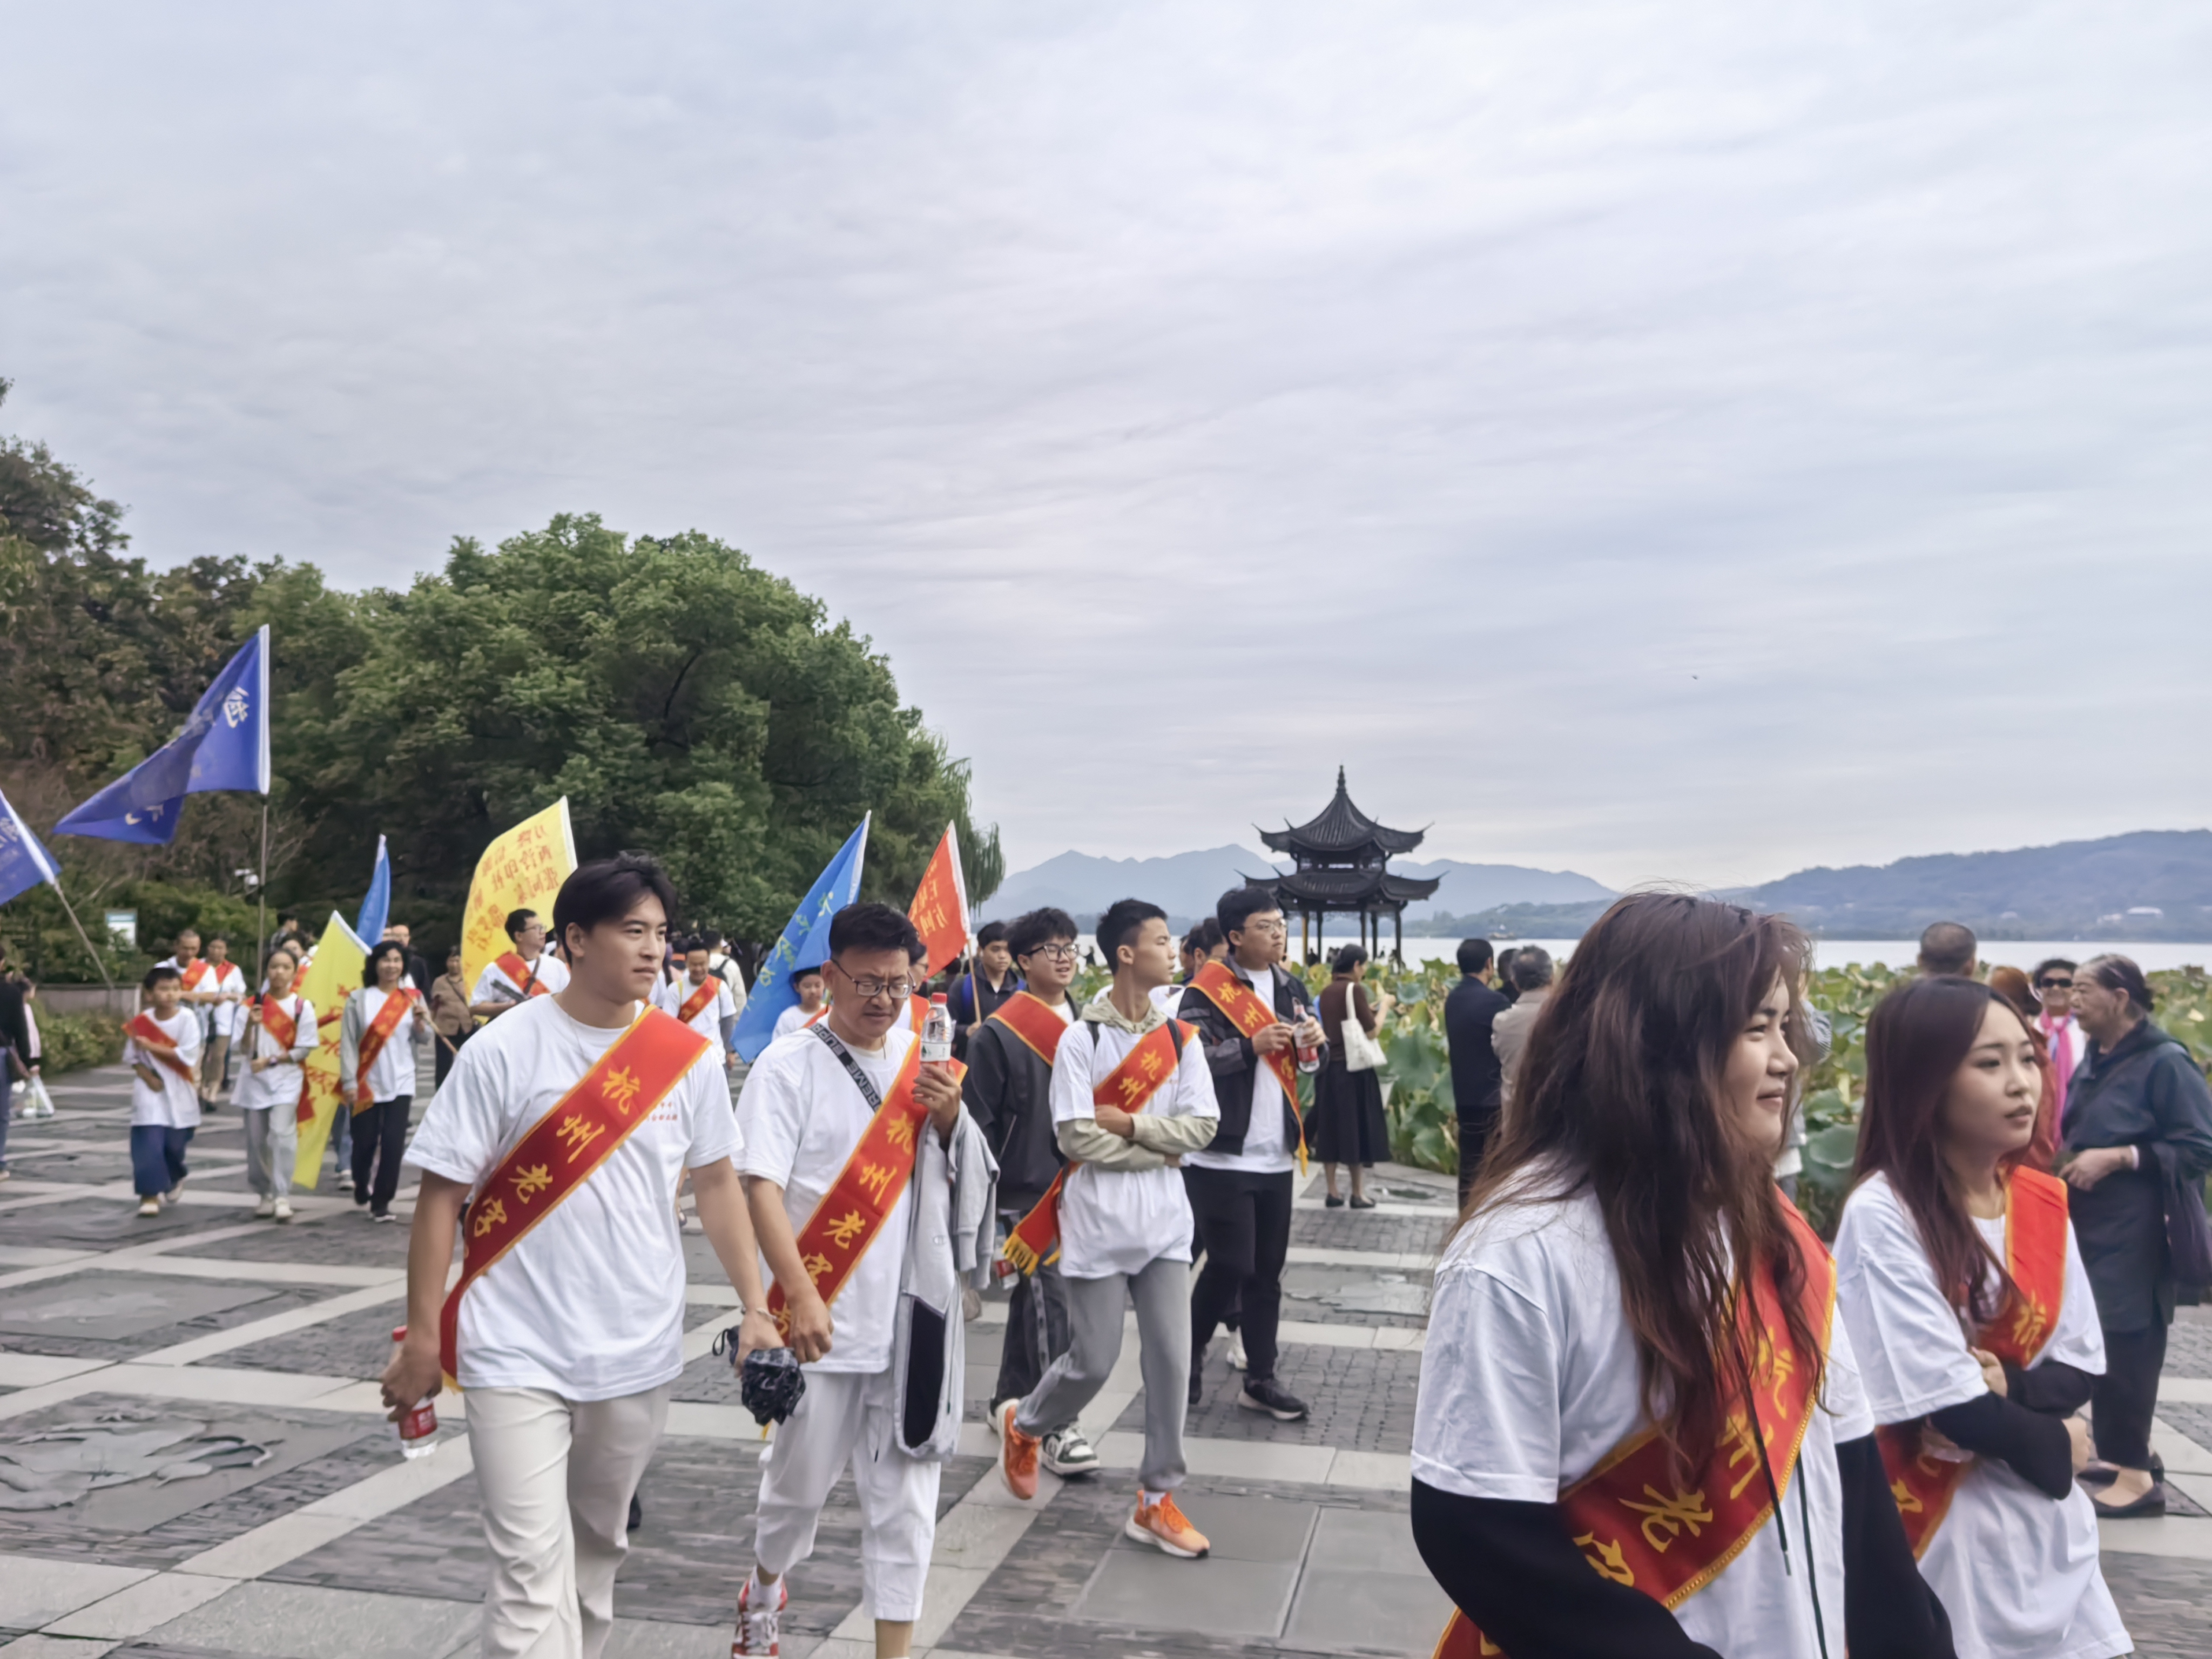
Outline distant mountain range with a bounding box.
[987,845,1613,929]
[989,830,2212,941]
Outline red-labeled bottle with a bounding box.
[390,1324,439,1459]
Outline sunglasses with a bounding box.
[2035,976,2074,990]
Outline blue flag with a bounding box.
[356,834,392,948]
[56,625,272,844]
[0,787,62,908]
[732,815,869,1062]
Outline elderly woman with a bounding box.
[2061,953,2212,1518]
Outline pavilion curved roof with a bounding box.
[1244,866,1442,908]
[1257,766,1428,860]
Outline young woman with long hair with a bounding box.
[1834,975,2126,1658]
[1411,894,1951,1659]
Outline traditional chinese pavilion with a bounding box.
[1247,767,1440,963]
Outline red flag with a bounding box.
[906,824,972,973]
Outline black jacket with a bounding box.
[2062,1019,2212,1330]
[1178,962,1323,1158]
[961,996,1071,1205]
[1444,975,1509,1129]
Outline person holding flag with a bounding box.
[233,945,315,1222]
[965,906,1097,1476]
[995,899,1220,1557]
[1177,887,1324,1422]
[653,935,739,1067]
[471,908,570,1019]
[383,854,778,1659]
[340,940,432,1222]
[125,964,203,1216]
[732,902,973,1659]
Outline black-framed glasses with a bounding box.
[826,961,915,1001]
[1023,943,1078,962]
[2035,976,2073,990]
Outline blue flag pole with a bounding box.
[0,787,113,989]
[731,815,870,1062]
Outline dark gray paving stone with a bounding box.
[0,1147,138,1183]
[0,1273,341,1361]
[1290,1208,1449,1259]
[2100,1549,2212,1659]
[1155,1344,1422,1454]
[0,1395,393,1567]
[168,1213,423,1270]
[214,1300,407,1381]
[1278,1263,1427,1329]
[2163,1315,2212,1379]
[0,1198,253,1250]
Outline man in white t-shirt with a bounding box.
[653,935,740,1065]
[769,966,827,1041]
[125,964,203,1217]
[733,903,965,1659]
[470,906,573,1020]
[997,899,1220,1560]
[385,856,778,1659]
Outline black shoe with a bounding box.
[1237,1377,1309,1421]
[2090,1483,2166,1519]
[2080,1453,2163,1489]
[1348,1195,1377,1210]
[628,1491,643,1533]
[1324,1194,1345,1209]
[1188,1371,1202,1408]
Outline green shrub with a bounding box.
[34,1009,125,1074]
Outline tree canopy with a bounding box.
[0,385,1001,976]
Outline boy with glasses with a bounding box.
[965,907,1098,1476]
[735,903,968,1659]
[1177,888,1325,1422]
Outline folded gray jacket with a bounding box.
[891,1104,997,1460]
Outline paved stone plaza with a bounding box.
[3,1062,2211,1658]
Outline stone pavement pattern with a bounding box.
[2,1062,2210,1657]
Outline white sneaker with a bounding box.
[1042,1426,1102,1478]
[137,1198,161,1217]
[254,1197,278,1219]
[165,1178,186,1203]
[1226,1334,1247,1372]
[273,1199,295,1223]
[734,1572,786,1655]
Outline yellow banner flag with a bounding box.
[292,912,368,1190]
[461,798,578,995]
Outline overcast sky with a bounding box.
[6,2,2210,890]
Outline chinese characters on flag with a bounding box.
[906,823,972,971]
[461,798,579,994]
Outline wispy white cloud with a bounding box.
[5,1,2209,888]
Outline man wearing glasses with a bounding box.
[733,903,967,1659]
[2033,957,2084,1125]
[470,907,570,1020]
[963,907,1100,1478]
[1178,887,1325,1424]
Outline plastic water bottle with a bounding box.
[921,993,954,1065]
[1294,1015,1321,1075]
[390,1324,439,1459]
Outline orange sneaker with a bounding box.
[1127,1490,1210,1558]
[998,1399,1040,1501]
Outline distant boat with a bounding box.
[1487,928,1518,941]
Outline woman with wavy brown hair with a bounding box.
[1835,975,2124,1659]
[1411,893,1952,1659]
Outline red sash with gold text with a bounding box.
[258,994,300,1056]
[1001,1017,1185,1276]
[1877,1166,2069,1556]
[987,990,1072,1068]
[496,952,551,997]
[352,988,419,1110]
[769,1037,967,1336]
[126,1011,197,1083]
[1189,960,1308,1175]
[439,1007,709,1381]
[1435,1204,1837,1658]
[179,960,214,993]
[677,979,719,1027]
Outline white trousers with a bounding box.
[467,1383,671,1659]
[754,1367,941,1623]
[239,1105,295,1198]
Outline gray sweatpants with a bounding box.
[240,1106,296,1199]
[1014,1252,1191,1492]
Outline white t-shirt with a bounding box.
[1049,1014,1219,1278]
[1413,1181,1872,1657]
[404,997,741,1399]
[735,1024,915,1375]
[350,986,423,1103]
[771,1004,820,1041]
[655,973,737,1042]
[471,952,571,1008]
[231,995,316,1113]
[1184,960,1294,1175]
[126,1008,204,1128]
[203,962,248,1040]
[1833,1174,2126,1659]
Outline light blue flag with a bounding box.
[732,815,869,1062]
[355,834,392,948]
[0,787,63,908]
[56,624,272,844]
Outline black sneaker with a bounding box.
[1188,1371,1202,1408]
[1237,1377,1309,1421]
[628,1491,643,1533]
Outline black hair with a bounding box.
[551,854,679,950]
[205,934,228,948]
[793,963,826,986]
[362,940,408,987]
[1332,943,1368,975]
[1009,907,1078,960]
[1917,921,1978,976]
[2079,953,2156,1016]
[1509,945,1555,992]
[1098,898,1168,968]
[1456,938,1494,976]
[1185,919,1224,957]
[977,920,1008,948]
[826,902,923,962]
[504,907,539,941]
[173,926,200,941]
[1216,885,1280,939]
[144,963,181,991]
[2031,956,2078,984]
[680,935,712,956]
